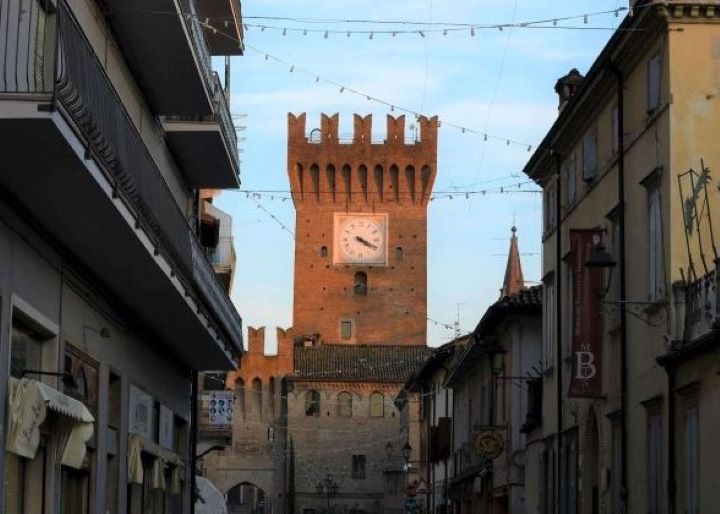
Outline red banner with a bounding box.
[568,229,604,398]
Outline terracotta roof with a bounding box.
[401,335,470,393]
[291,345,431,382]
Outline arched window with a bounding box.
[354,272,368,296]
[235,378,245,419]
[370,392,384,418]
[320,245,328,258]
[305,390,320,417]
[337,392,353,418]
[252,378,262,419]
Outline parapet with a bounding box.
[287,113,438,206]
[288,113,438,149]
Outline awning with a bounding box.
[7,378,94,469]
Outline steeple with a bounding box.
[501,226,524,298]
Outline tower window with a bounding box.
[341,321,353,340]
[354,272,368,296]
[320,246,328,257]
[395,246,403,260]
[305,390,320,417]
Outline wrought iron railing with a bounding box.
[683,268,718,344]
[0,0,243,353]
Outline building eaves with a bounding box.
[523,3,662,183]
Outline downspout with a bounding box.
[190,369,199,514]
[610,62,629,514]
[554,152,563,514]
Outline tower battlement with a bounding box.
[288,113,438,206]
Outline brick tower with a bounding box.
[288,113,438,345]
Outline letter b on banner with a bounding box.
[575,351,597,380]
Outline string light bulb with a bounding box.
[289,65,295,72]
[470,27,475,36]
[369,32,374,40]
[419,30,425,37]
[340,86,345,93]
[324,30,328,38]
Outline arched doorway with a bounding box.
[226,482,271,514]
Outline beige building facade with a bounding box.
[523,2,720,513]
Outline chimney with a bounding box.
[555,68,584,111]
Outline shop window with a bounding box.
[61,465,91,514]
[305,390,320,417]
[351,454,366,479]
[370,392,384,418]
[337,392,353,418]
[10,319,43,379]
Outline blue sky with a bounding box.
[215,0,626,350]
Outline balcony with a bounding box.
[162,72,240,188]
[197,0,244,56]
[682,268,719,344]
[0,0,243,368]
[98,0,214,116]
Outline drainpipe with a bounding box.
[190,369,199,514]
[554,151,563,514]
[610,62,628,514]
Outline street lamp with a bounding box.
[316,473,339,514]
[585,233,617,298]
[401,442,412,462]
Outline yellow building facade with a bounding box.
[523,2,720,514]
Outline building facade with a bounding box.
[203,113,437,514]
[523,2,720,513]
[0,0,244,513]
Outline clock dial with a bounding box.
[334,214,388,265]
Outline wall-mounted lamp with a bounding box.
[585,232,617,297]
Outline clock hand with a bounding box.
[355,236,378,250]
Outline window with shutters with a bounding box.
[647,52,661,112]
[646,404,663,514]
[370,392,385,417]
[646,179,664,301]
[337,392,352,418]
[582,126,598,182]
[560,431,578,514]
[542,276,556,371]
[563,153,577,208]
[683,401,699,514]
[540,443,555,514]
[543,183,557,233]
[611,104,619,156]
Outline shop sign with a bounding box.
[473,430,504,459]
[568,229,604,398]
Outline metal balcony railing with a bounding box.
[0,0,243,350]
[212,71,239,160]
[179,0,213,97]
[683,268,718,344]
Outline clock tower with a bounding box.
[288,113,438,345]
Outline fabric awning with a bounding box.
[7,378,94,469]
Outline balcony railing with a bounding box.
[212,71,238,161]
[181,0,213,94]
[0,0,243,349]
[683,268,719,344]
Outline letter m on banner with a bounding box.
[568,229,604,398]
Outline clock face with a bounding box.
[334,213,388,265]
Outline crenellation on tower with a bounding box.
[287,113,437,207]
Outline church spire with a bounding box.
[501,226,524,298]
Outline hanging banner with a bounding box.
[568,229,604,398]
